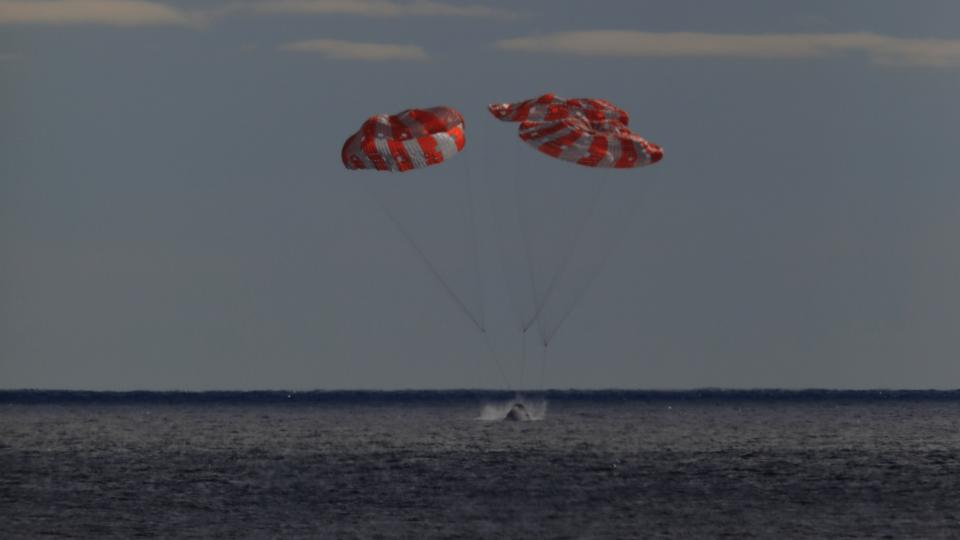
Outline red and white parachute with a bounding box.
[488,93,663,168]
[342,106,466,172]
[339,96,665,391]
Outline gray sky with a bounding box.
[2,0,959,390]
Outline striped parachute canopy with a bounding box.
[488,93,663,168]
[342,106,466,172]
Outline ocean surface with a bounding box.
[2,390,960,538]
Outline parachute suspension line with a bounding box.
[476,125,528,393]
[521,172,610,334]
[519,327,527,390]
[513,147,547,347]
[469,124,515,392]
[360,181,484,334]
[480,326,513,391]
[460,154,510,390]
[538,342,548,392]
[482,136,525,335]
[459,154,486,332]
[543,185,648,346]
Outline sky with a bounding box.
[2,0,959,390]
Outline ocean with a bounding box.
[2,390,959,538]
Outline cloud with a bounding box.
[0,0,196,26]
[495,31,960,67]
[279,39,428,61]
[248,0,516,20]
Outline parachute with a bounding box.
[488,93,629,124]
[485,93,665,387]
[340,104,489,344]
[488,93,663,168]
[341,106,466,172]
[339,96,664,392]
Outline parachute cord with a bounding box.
[513,149,547,346]
[521,174,609,333]
[538,342,548,392]
[519,328,527,391]
[482,142,525,335]
[543,186,647,346]
[533,311,547,360]
[361,182,485,334]
[460,155,486,332]
[481,328,513,391]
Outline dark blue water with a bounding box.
[2,390,960,538]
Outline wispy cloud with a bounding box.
[279,38,428,61]
[495,31,960,67]
[248,0,516,20]
[0,0,516,27]
[0,0,196,26]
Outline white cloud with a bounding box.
[249,0,516,20]
[279,38,428,61]
[495,31,960,67]
[0,0,196,26]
